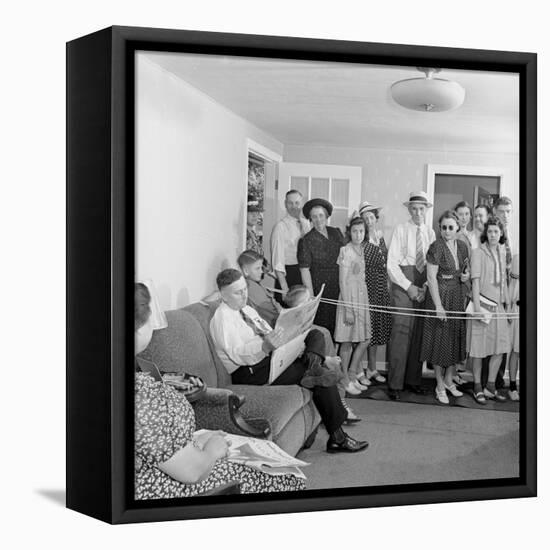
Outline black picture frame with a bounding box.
[66,25,537,524]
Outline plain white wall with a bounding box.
[136,54,283,309]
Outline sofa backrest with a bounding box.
[183,302,232,388]
[139,305,230,388]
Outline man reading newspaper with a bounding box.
[210,268,368,454]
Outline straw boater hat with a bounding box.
[403,190,433,208]
[302,198,334,219]
[358,200,383,216]
[247,194,264,212]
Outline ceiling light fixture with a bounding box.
[391,67,465,112]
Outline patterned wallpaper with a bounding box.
[284,145,519,241]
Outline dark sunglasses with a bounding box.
[441,225,456,231]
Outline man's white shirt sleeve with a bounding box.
[210,303,267,373]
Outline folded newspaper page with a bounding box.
[268,285,324,384]
[194,430,309,479]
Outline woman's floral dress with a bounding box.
[135,372,305,499]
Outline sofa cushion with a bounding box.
[230,383,315,440]
[139,309,219,387]
[183,302,232,388]
[274,402,320,457]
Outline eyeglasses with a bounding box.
[441,225,456,231]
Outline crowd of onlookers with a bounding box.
[246,189,519,408]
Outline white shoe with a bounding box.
[341,399,359,420]
[355,375,371,388]
[435,388,449,404]
[508,389,519,401]
[444,383,464,397]
[344,381,362,395]
[367,369,386,383]
[352,379,368,392]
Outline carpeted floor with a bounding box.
[351,378,520,412]
[297,398,519,490]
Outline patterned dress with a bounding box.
[420,238,469,368]
[135,373,305,500]
[334,243,372,343]
[363,237,392,346]
[297,226,345,335]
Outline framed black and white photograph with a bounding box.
[66,25,536,524]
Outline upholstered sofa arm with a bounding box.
[192,388,272,439]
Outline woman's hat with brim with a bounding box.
[403,190,433,208]
[358,200,382,216]
[302,198,333,219]
[247,194,264,212]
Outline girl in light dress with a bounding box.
[334,217,372,395]
[469,217,511,404]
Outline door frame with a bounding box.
[425,164,505,228]
[245,139,283,255]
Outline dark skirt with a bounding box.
[420,277,467,368]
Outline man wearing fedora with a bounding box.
[386,191,436,400]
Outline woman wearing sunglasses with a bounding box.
[420,210,470,404]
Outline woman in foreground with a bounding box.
[134,283,305,499]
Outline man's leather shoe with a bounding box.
[387,389,401,400]
[326,435,369,453]
[405,384,428,395]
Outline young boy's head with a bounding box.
[237,250,264,282]
[283,285,311,308]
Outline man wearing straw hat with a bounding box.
[386,191,436,400]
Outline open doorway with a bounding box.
[426,165,505,231]
[432,174,500,233]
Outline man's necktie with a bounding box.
[415,226,425,273]
[240,309,271,336]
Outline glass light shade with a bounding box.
[391,77,465,112]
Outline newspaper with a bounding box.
[194,430,309,479]
[268,285,324,384]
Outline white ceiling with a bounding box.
[142,51,519,154]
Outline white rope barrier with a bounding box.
[319,297,519,321]
[265,286,519,321]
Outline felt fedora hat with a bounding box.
[403,190,433,208]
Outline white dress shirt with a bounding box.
[210,302,270,374]
[387,220,436,290]
[270,214,310,273]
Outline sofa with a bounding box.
[139,301,321,456]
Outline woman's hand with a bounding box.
[344,308,355,325]
[203,435,229,461]
[436,306,447,321]
[460,268,470,283]
[193,430,225,449]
